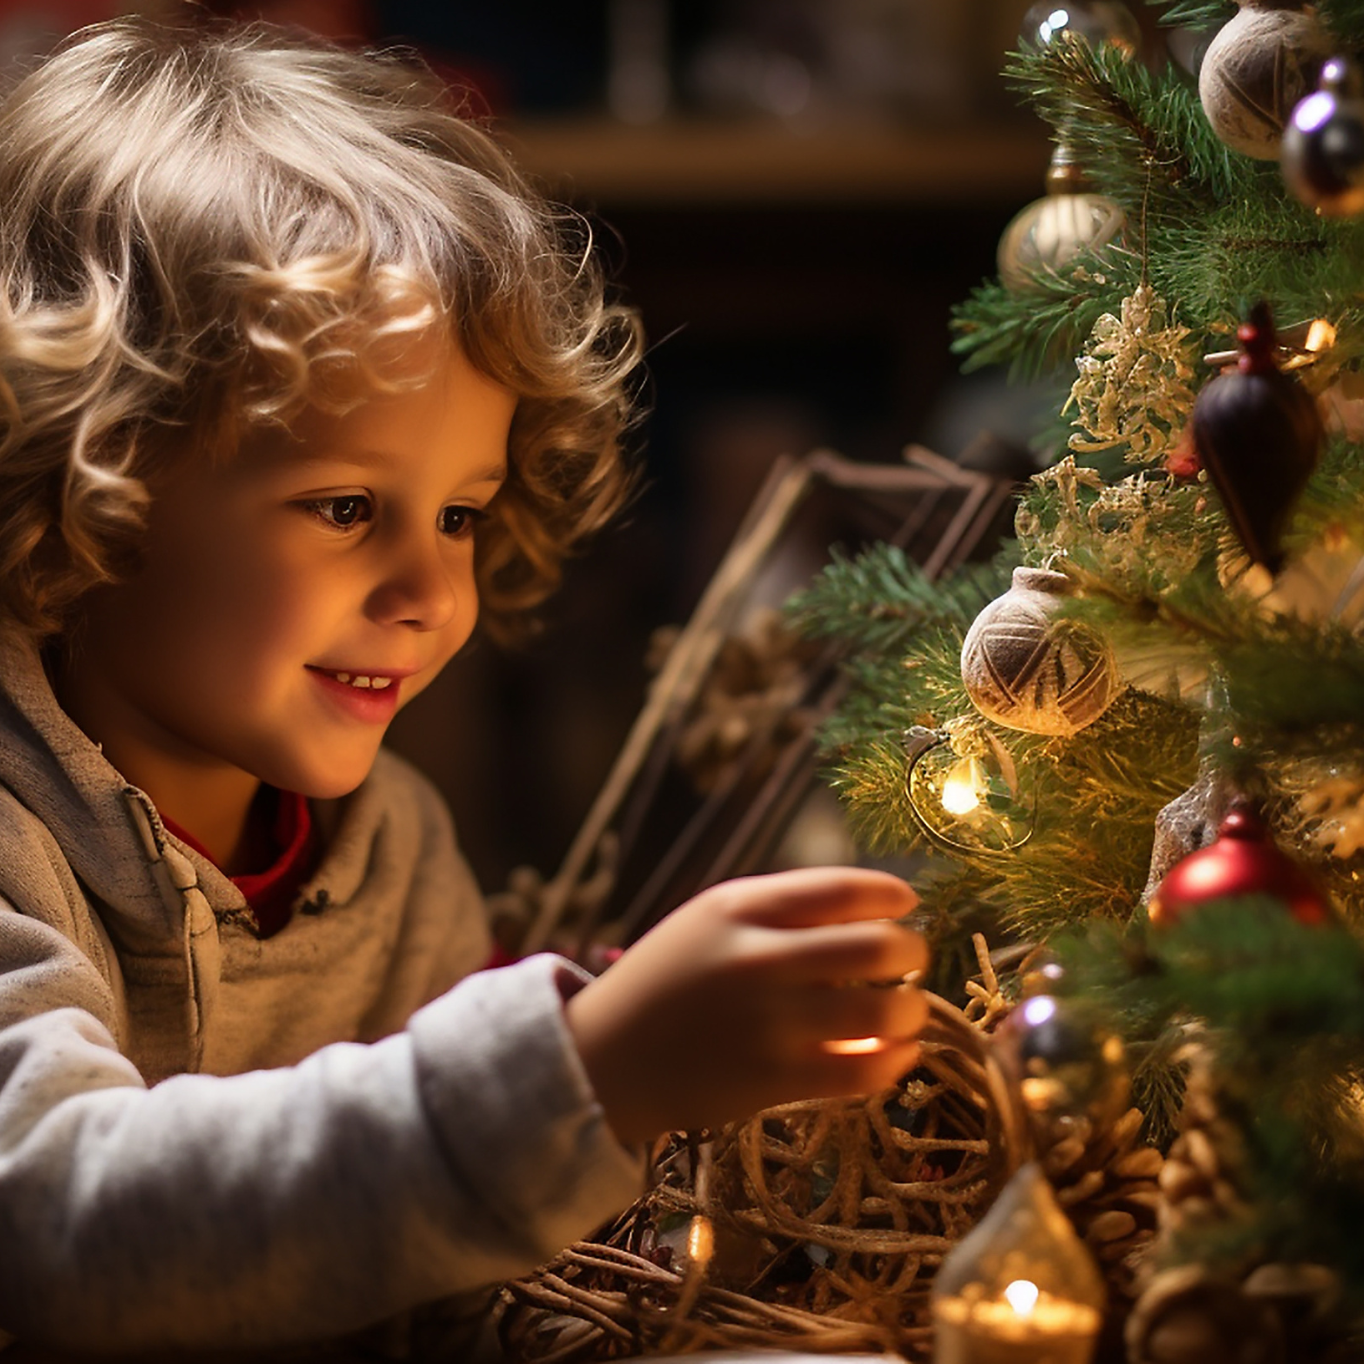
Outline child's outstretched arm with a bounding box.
[567,867,928,1146]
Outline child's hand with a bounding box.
[565,867,928,1147]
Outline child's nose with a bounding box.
[365,537,462,630]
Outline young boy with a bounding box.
[0,17,929,1355]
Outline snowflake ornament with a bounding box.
[1298,772,1364,861]
[1066,285,1198,464]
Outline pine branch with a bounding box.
[819,643,1199,941]
[787,544,1012,656]
[951,271,1134,380]
[1318,0,1364,43]
[1218,626,1364,734]
[1159,199,1364,333]
[1005,40,1233,209]
[1144,0,1234,28]
[1053,899,1364,1159]
[975,37,1364,382]
[1297,433,1364,535]
[1144,1,1364,55]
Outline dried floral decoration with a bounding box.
[1015,456,1204,594]
[1066,285,1198,465]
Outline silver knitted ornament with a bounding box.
[960,567,1119,737]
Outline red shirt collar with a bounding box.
[161,789,315,938]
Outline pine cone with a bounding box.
[1156,1047,1254,1246]
[1126,1265,1285,1364]
[1126,1261,1346,1364]
[1042,1105,1165,1298]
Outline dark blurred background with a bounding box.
[0,0,1166,897]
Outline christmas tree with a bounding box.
[500,6,1364,1360]
[788,1,1364,1356]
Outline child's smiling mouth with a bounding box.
[307,666,410,720]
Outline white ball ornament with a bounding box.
[960,568,1119,737]
[1198,0,1331,159]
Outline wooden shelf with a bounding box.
[500,115,1050,208]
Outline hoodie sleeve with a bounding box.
[0,910,644,1351]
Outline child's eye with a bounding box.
[438,505,485,539]
[305,495,373,529]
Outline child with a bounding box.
[0,16,929,1355]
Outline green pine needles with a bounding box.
[792,0,1364,998]
[954,30,1364,385]
[1054,901,1364,1297]
[796,0,1364,927]
[787,0,1364,1322]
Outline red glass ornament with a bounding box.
[1148,804,1330,927]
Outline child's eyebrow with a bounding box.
[290,449,508,485]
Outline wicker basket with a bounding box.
[498,994,1028,1361]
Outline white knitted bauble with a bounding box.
[960,567,1119,737]
[1198,2,1329,159]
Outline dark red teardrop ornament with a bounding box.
[1147,803,1330,927]
[1190,302,1323,573]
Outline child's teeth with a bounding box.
[330,671,394,690]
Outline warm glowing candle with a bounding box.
[1003,1280,1039,1317]
[931,1163,1105,1364]
[934,1286,1101,1364]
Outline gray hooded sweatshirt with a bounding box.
[0,629,642,1352]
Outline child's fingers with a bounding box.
[779,980,930,1049]
[715,867,919,929]
[762,919,928,984]
[800,1037,926,1099]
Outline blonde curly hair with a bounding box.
[0,17,641,641]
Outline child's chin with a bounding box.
[288,757,380,801]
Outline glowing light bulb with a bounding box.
[941,756,987,816]
[1307,318,1338,353]
[1004,1279,1041,1318]
[687,1214,714,1264]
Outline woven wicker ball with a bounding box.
[960,567,1118,737]
[1198,2,1330,160]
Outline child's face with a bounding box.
[63,342,514,804]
